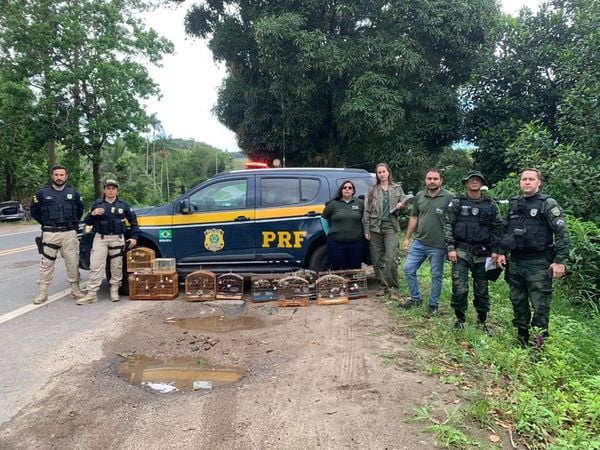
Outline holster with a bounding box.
[35,235,43,254]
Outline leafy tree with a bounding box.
[0,73,39,201]
[184,0,499,181]
[464,0,600,185]
[0,0,173,197]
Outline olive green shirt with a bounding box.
[322,198,365,242]
[362,183,406,234]
[411,188,454,249]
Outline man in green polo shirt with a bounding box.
[402,168,454,315]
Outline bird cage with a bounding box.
[216,273,244,300]
[291,269,318,299]
[126,247,155,273]
[316,274,349,305]
[277,276,310,307]
[129,272,178,300]
[153,258,176,273]
[319,269,367,299]
[185,270,216,302]
[251,274,283,302]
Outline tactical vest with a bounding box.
[505,194,553,252]
[93,199,128,235]
[39,186,79,226]
[453,196,495,244]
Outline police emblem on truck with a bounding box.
[204,228,225,252]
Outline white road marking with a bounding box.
[0,229,37,237]
[0,283,88,325]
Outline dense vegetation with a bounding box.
[392,231,600,448]
[1,0,598,446]
[182,0,500,189]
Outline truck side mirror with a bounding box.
[179,198,191,214]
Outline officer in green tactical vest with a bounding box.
[497,168,570,348]
[444,171,503,332]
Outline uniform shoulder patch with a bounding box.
[550,206,562,217]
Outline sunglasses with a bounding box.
[342,185,354,190]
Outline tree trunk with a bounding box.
[92,151,101,199]
[47,140,56,169]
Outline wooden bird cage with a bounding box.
[319,269,367,299]
[277,276,310,307]
[316,274,349,305]
[216,273,244,300]
[129,272,178,300]
[251,274,283,302]
[291,269,318,299]
[126,247,155,273]
[185,270,216,302]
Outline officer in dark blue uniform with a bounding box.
[31,165,85,304]
[77,179,139,304]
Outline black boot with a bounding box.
[517,328,530,348]
[452,309,466,331]
[476,311,490,334]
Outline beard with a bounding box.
[53,179,66,186]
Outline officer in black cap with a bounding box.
[77,178,139,304]
[31,165,85,304]
[444,170,503,332]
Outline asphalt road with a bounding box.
[0,224,121,426]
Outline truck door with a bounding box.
[172,175,256,269]
[255,175,327,269]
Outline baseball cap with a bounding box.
[103,179,118,188]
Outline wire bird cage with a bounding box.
[185,270,216,302]
[153,258,176,273]
[126,247,155,273]
[216,273,244,300]
[290,269,318,299]
[316,274,349,305]
[318,269,367,299]
[251,274,283,302]
[129,272,179,300]
[277,276,310,307]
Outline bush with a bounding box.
[562,215,600,312]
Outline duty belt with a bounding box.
[511,249,547,259]
[42,226,73,232]
[456,242,485,251]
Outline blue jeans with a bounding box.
[402,240,446,306]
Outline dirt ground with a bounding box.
[0,281,508,449]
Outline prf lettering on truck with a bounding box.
[261,231,307,248]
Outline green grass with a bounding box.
[391,259,600,449]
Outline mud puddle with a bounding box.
[117,355,245,393]
[165,315,265,333]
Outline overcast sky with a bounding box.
[143,0,543,152]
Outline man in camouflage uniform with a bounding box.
[30,165,85,304]
[444,171,503,332]
[497,168,570,348]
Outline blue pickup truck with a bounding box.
[131,168,374,281]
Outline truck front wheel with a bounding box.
[308,244,330,272]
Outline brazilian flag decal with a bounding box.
[158,229,172,242]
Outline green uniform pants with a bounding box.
[368,221,399,291]
[507,256,553,332]
[450,249,489,314]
